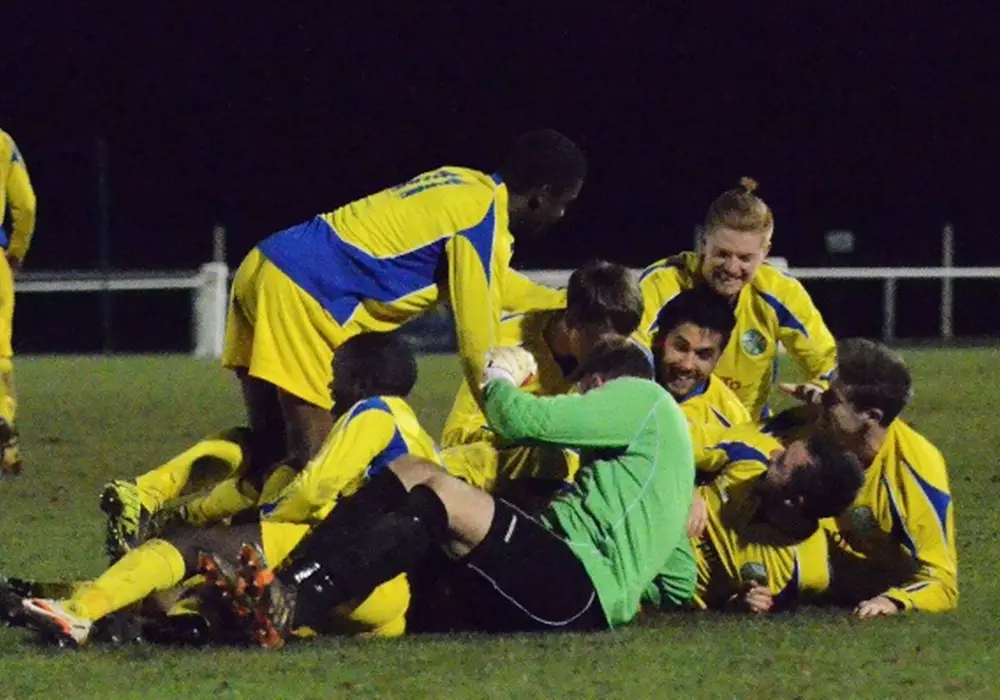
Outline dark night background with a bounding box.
[3,5,998,352]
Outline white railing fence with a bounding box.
[15,263,230,358]
[13,227,1000,356]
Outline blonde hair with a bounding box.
[703,176,774,246]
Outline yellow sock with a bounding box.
[183,477,258,526]
[0,358,17,424]
[66,539,186,622]
[329,574,411,638]
[135,428,249,512]
[166,592,204,618]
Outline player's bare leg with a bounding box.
[234,371,288,490]
[277,389,334,467]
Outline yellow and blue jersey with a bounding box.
[692,463,832,611]
[693,422,775,483]
[678,374,753,458]
[440,308,577,448]
[502,269,566,314]
[0,129,37,262]
[822,419,957,613]
[256,166,516,395]
[635,252,837,421]
[260,395,440,524]
[644,428,831,612]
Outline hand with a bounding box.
[778,382,824,405]
[686,492,708,538]
[5,254,21,274]
[481,346,538,388]
[741,583,774,615]
[727,582,773,614]
[854,595,901,619]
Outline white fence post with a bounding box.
[882,278,897,342]
[941,224,955,340]
[193,262,230,358]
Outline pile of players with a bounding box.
[1,129,956,649]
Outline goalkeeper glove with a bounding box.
[481,346,538,388]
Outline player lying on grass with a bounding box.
[17,334,438,646]
[807,339,956,617]
[100,129,585,562]
[642,423,863,615]
[635,177,837,421]
[439,259,646,495]
[203,339,697,647]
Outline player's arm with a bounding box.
[693,430,769,480]
[632,267,682,349]
[483,378,664,449]
[642,543,699,611]
[260,409,394,524]
[501,268,565,313]
[879,463,958,613]
[770,279,837,387]
[5,140,37,266]
[445,204,510,406]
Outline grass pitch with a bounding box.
[0,349,997,699]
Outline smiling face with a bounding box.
[655,322,725,399]
[700,227,769,298]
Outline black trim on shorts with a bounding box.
[449,498,608,634]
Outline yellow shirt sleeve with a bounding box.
[4,138,37,263]
[445,205,512,406]
[766,275,837,386]
[260,409,394,524]
[881,459,958,613]
[501,268,565,313]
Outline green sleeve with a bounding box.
[483,378,665,449]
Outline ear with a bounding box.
[526,184,551,210]
[863,407,884,425]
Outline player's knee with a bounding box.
[389,454,441,490]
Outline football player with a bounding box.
[19,334,437,646]
[439,259,645,494]
[815,339,957,617]
[0,128,37,475]
[635,177,836,421]
[644,424,862,614]
[100,130,586,559]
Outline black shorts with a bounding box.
[448,498,608,634]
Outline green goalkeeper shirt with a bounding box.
[483,377,696,627]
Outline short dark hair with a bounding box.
[565,260,643,336]
[651,287,737,350]
[577,338,654,383]
[334,333,418,399]
[498,129,587,196]
[835,338,912,426]
[788,434,865,521]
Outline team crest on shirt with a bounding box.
[739,562,768,585]
[740,329,768,357]
[850,506,878,533]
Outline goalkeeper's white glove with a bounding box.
[480,345,538,388]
